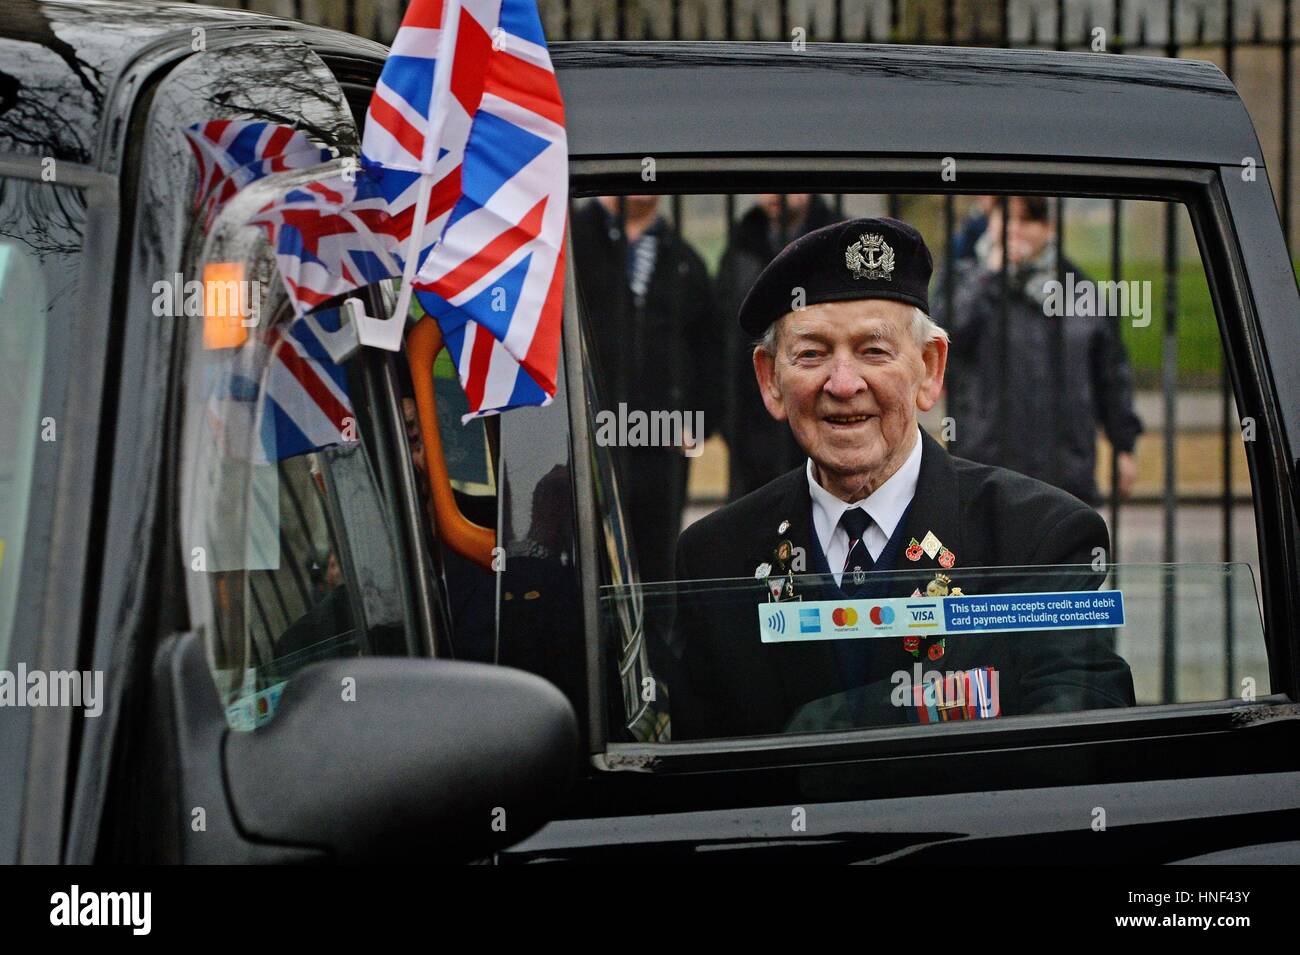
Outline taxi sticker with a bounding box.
[759,590,1125,643]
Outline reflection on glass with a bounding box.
[0,178,86,669]
[603,563,1265,741]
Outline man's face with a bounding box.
[597,195,660,219]
[758,193,811,224]
[986,198,1052,264]
[753,299,947,497]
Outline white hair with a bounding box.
[754,305,949,355]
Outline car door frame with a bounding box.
[544,154,1300,853]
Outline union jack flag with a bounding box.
[259,312,359,461]
[248,172,405,315]
[184,120,334,231]
[206,311,359,464]
[366,0,568,420]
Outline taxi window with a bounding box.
[572,191,1270,742]
[0,175,88,860]
[181,300,410,729]
[0,234,51,668]
[0,179,87,668]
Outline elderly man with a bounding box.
[670,217,1134,740]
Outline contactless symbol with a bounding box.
[767,610,786,635]
[869,605,896,626]
[832,607,859,627]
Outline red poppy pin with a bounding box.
[928,642,946,661]
[905,538,924,562]
[903,635,921,655]
[938,548,955,569]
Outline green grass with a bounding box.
[1070,255,1224,388]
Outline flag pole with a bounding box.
[390,174,433,328]
[354,0,461,353]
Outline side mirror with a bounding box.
[225,657,579,862]
[148,633,579,863]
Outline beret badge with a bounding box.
[845,232,895,281]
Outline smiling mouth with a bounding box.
[823,414,874,425]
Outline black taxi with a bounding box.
[2,0,1299,864]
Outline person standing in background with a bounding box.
[717,194,838,500]
[570,195,721,583]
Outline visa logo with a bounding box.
[905,603,938,628]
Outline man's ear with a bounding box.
[916,335,948,412]
[752,344,788,422]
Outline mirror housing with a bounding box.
[223,656,580,862]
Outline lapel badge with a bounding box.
[851,566,867,586]
[905,537,924,562]
[845,232,895,281]
[774,539,793,567]
[778,520,791,535]
[938,547,956,569]
[766,570,798,603]
[920,531,942,560]
[926,573,952,597]
[754,562,772,579]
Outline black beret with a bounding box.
[737,216,933,337]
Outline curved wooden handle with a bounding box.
[407,316,496,570]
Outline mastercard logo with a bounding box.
[831,607,858,626]
[869,605,896,625]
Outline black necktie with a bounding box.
[839,507,875,581]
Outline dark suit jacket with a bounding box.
[671,429,1135,739]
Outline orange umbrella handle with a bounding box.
[407,316,497,570]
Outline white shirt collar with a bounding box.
[807,427,924,565]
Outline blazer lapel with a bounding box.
[750,468,845,720]
[886,429,966,576]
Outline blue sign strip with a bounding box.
[758,590,1125,644]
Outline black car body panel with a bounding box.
[553,41,1260,167]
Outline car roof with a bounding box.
[0,0,382,167]
[552,41,1262,168]
[2,3,1260,171]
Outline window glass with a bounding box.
[182,299,409,730]
[572,191,1268,742]
[0,179,85,667]
[0,175,87,859]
